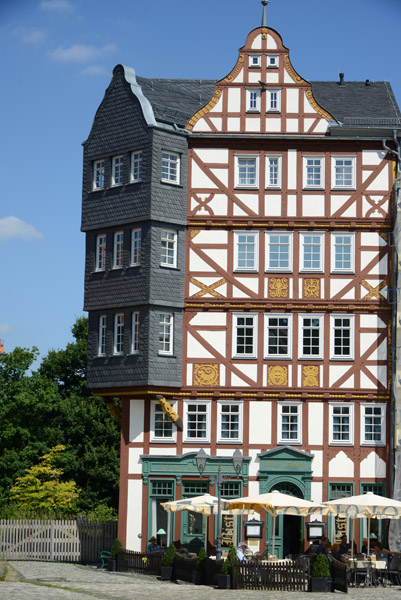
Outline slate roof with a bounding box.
[136,76,401,130]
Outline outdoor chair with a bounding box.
[382,555,401,586]
[100,550,111,569]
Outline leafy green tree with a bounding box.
[10,445,80,517]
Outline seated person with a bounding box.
[146,536,161,552]
[316,536,329,555]
[331,543,347,564]
[339,535,351,554]
[361,538,368,554]
[237,541,249,562]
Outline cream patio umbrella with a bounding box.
[226,489,323,556]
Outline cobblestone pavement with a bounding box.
[0,561,401,600]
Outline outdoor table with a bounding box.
[346,558,387,587]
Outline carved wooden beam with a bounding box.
[154,394,183,431]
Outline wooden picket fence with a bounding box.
[0,519,118,563]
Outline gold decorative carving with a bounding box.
[193,363,219,387]
[361,280,386,300]
[305,89,334,120]
[186,89,222,131]
[303,366,319,387]
[155,396,183,430]
[269,278,289,298]
[224,54,244,82]
[304,279,320,298]
[268,365,288,386]
[261,27,267,40]
[191,277,226,297]
[283,54,305,84]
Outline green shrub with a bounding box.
[196,546,207,571]
[110,538,123,560]
[163,542,176,567]
[311,553,331,577]
[221,544,238,575]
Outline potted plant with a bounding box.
[107,538,123,571]
[192,546,207,585]
[217,544,237,589]
[310,553,332,592]
[160,542,176,580]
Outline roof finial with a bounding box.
[261,0,268,27]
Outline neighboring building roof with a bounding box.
[136,76,401,130]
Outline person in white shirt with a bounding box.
[237,541,249,562]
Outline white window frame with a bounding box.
[160,229,177,268]
[331,232,355,273]
[264,313,292,359]
[158,312,173,355]
[131,228,141,266]
[113,231,124,269]
[267,55,279,68]
[278,402,302,444]
[112,155,124,186]
[265,155,282,189]
[331,156,356,189]
[361,404,386,446]
[246,88,261,112]
[330,315,355,360]
[217,400,243,443]
[235,155,259,189]
[93,159,105,190]
[150,399,177,443]
[113,313,124,355]
[98,315,107,356]
[161,151,180,184]
[298,314,324,360]
[234,231,258,272]
[95,234,106,272]
[249,54,261,68]
[265,231,293,272]
[303,156,325,189]
[329,403,354,445]
[183,399,211,443]
[266,89,281,112]
[299,232,324,273]
[232,313,257,358]
[130,150,143,183]
[131,312,139,354]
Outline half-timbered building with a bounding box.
[81,4,401,557]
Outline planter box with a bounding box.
[106,558,117,572]
[217,573,231,589]
[310,577,332,592]
[160,565,174,581]
[192,570,205,585]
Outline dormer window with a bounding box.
[246,88,261,112]
[267,55,279,68]
[249,54,261,68]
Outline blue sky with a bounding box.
[1,0,400,362]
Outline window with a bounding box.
[184,400,210,442]
[159,312,173,355]
[249,54,261,68]
[278,402,302,444]
[161,151,180,184]
[233,314,257,358]
[264,314,292,359]
[95,234,106,271]
[303,156,324,188]
[332,156,355,189]
[131,151,143,182]
[361,404,386,445]
[160,229,177,267]
[267,89,281,112]
[150,400,177,442]
[217,401,243,443]
[113,313,124,355]
[329,403,354,444]
[131,229,141,266]
[131,312,139,354]
[329,482,353,500]
[246,88,261,112]
[234,231,258,271]
[265,232,293,272]
[299,315,323,359]
[267,55,279,68]
[112,155,124,186]
[331,233,355,273]
[98,315,107,356]
[330,315,354,359]
[235,156,259,188]
[266,155,282,188]
[93,159,105,190]
[113,231,124,268]
[300,232,324,272]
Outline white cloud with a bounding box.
[0,323,14,334]
[49,43,117,63]
[82,65,108,76]
[39,0,73,12]
[19,28,46,44]
[0,217,43,242]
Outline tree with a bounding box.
[10,445,80,517]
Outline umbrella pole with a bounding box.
[272,514,276,557]
[367,517,371,555]
[351,518,354,559]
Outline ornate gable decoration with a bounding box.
[186,26,334,134]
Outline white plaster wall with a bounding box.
[227,118,241,131]
[361,232,384,247]
[330,279,353,298]
[287,194,297,216]
[248,479,261,497]
[192,230,227,245]
[186,333,214,358]
[249,401,271,444]
[207,249,228,269]
[209,194,228,215]
[287,151,297,189]
[198,330,226,356]
[265,118,281,132]
[125,479,143,550]
[190,250,216,272]
[286,119,299,132]
[210,168,228,186]
[248,449,262,477]
[329,365,350,387]
[362,150,386,165]
[308,404,324,445]
[191,161,218,188]
[286,88,299,113]
[186,363,193,386]
[128,447,143,474]
[329,451,354,478]
[265,195,282,216]
[367,166,389,190]
[360,332,379,355]
[311,482,323,504]
[130,400,144,443]
[360,314,381,329]
[311,450,323,477]
[303,195,325,216]
[360,451,386,478]
[148,447,177,456]
[190,312,227,326]
[194,148,228,164]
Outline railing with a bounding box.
[232,558,310,591]
[118,549,163,575]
